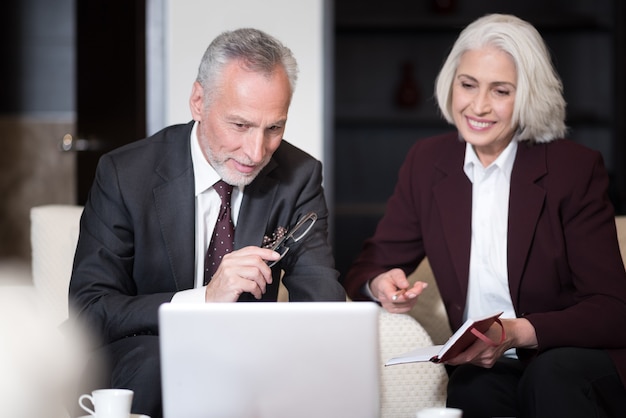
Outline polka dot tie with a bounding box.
[204,180,235,285]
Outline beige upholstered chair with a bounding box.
[402,215,626,417]
[615,216,626,266]
[30,204,84,326]
[407,260,453,346]
[378,311,448,416]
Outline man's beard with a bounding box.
[207,150,270,188]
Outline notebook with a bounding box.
[159,302,381,418]
[385,311,503,365]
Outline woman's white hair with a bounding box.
[435,14,567,143]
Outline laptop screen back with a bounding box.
[159,302,381,418]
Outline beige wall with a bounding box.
[162,0,330,162]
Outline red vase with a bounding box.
[395,61,421,109]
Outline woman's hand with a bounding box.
[445,318,538,368]
[370,268,428,313]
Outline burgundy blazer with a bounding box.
[343,132,626,386]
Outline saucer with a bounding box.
[78,415,150,418]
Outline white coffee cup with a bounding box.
[416,407,463,418]
[78,388,133,418]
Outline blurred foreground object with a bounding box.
[0,283,88,418]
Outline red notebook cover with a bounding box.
[385,311,504,366]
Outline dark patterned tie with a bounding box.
[204,180,235,285]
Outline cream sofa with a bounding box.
[30,205,448,417]
[30,204,626,417]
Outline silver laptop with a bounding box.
[159,302,381,418]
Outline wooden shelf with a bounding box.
[336,114,449,129]
[335,113,611,129]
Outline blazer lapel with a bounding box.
[431,138,547,309]
[507,142,547,306]
[235,159,279,249]
[432,138,473,295]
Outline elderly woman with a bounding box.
[343,13,626,417]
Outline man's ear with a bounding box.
[189,81,204,121]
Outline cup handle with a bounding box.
[78,394,96,416]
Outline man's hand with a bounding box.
[204,246,281,302]
[370,268,428,313]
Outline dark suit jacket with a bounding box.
[344,132,626,386]
[69,121,345,345]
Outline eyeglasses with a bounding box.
[267,211,317,267]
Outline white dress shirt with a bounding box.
[463,140,517,321]
[464,140,518,356]
[171,122,243,303]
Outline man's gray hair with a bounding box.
[196,28,299,106]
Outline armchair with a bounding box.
[30,204,84,326]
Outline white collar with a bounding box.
[190,121,222,196]
[463,139,518,183]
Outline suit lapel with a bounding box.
[153,123,196,291]
[507,142,547,306]
[236,159,279,249]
